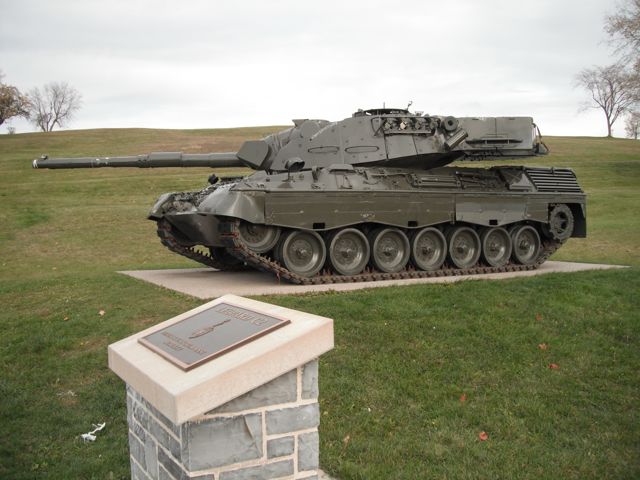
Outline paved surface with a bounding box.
[120,261,626,299]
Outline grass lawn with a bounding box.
[0,129,638,479]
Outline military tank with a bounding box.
[33,108,586,284]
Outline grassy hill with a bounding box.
[0,129,638,479]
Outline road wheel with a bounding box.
[410,227,447,271]
[238,221,280,253]
[510,225,541,265]
[480,227,512,267]
[328,228,370,276]
[279,230,326,277]
[369,228,410,273]
[447,226,481,269]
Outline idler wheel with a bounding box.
[542,204,574,240]
[410,227,447,271]
[447,226,481,269]
[238,221,280,253]
[328,228,370,276]
[369,228,410,273]
[279,230,326,277]
[480,227,512,268]
[510,225,541,265]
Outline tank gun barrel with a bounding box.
[32,151,242,169]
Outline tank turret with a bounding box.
[33,108,582,284]
[262,109,548,172]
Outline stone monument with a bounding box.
[108,294,334,479]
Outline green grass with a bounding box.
[0,130,638,479]
[265,271,639,479]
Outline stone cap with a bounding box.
[108,294,334,424]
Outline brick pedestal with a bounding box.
[127,360,320,479]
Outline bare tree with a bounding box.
[625,110,640,138]
[0,81,31,127]
[605,0,640,71]
[27,82,82,132]
[575,63,640,137]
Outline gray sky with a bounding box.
[0,0,622,136]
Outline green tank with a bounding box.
[33,108,586,284]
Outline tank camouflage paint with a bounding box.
[33,108,586,284]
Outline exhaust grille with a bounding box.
[526,167,582,193]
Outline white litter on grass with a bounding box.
[80,422,106,442]
[57,390,76,397]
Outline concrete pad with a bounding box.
[120,261,627,299]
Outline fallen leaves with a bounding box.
[535,313,543,321]
[536,342,559,369]
[459,393,467,403]
[478,431,489,441]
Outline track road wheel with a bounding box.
[279,230,326,277]
[328,228,370,276]
[238,221,280,253]
[542,204,574,240]
[411,227,447,271]
[480,227,512,267]
[510,225,541,265]
[447,226,481,269]
[369,228,410,273]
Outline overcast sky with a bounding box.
[0,0,623,137]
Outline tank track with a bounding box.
[214,219,565,285]
[156,218,246,271]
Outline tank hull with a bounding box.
[152,165,585,282]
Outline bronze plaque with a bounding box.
[138,302,290,371]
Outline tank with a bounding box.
[33,108,586,284]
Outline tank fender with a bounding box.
[198,188,265,224]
